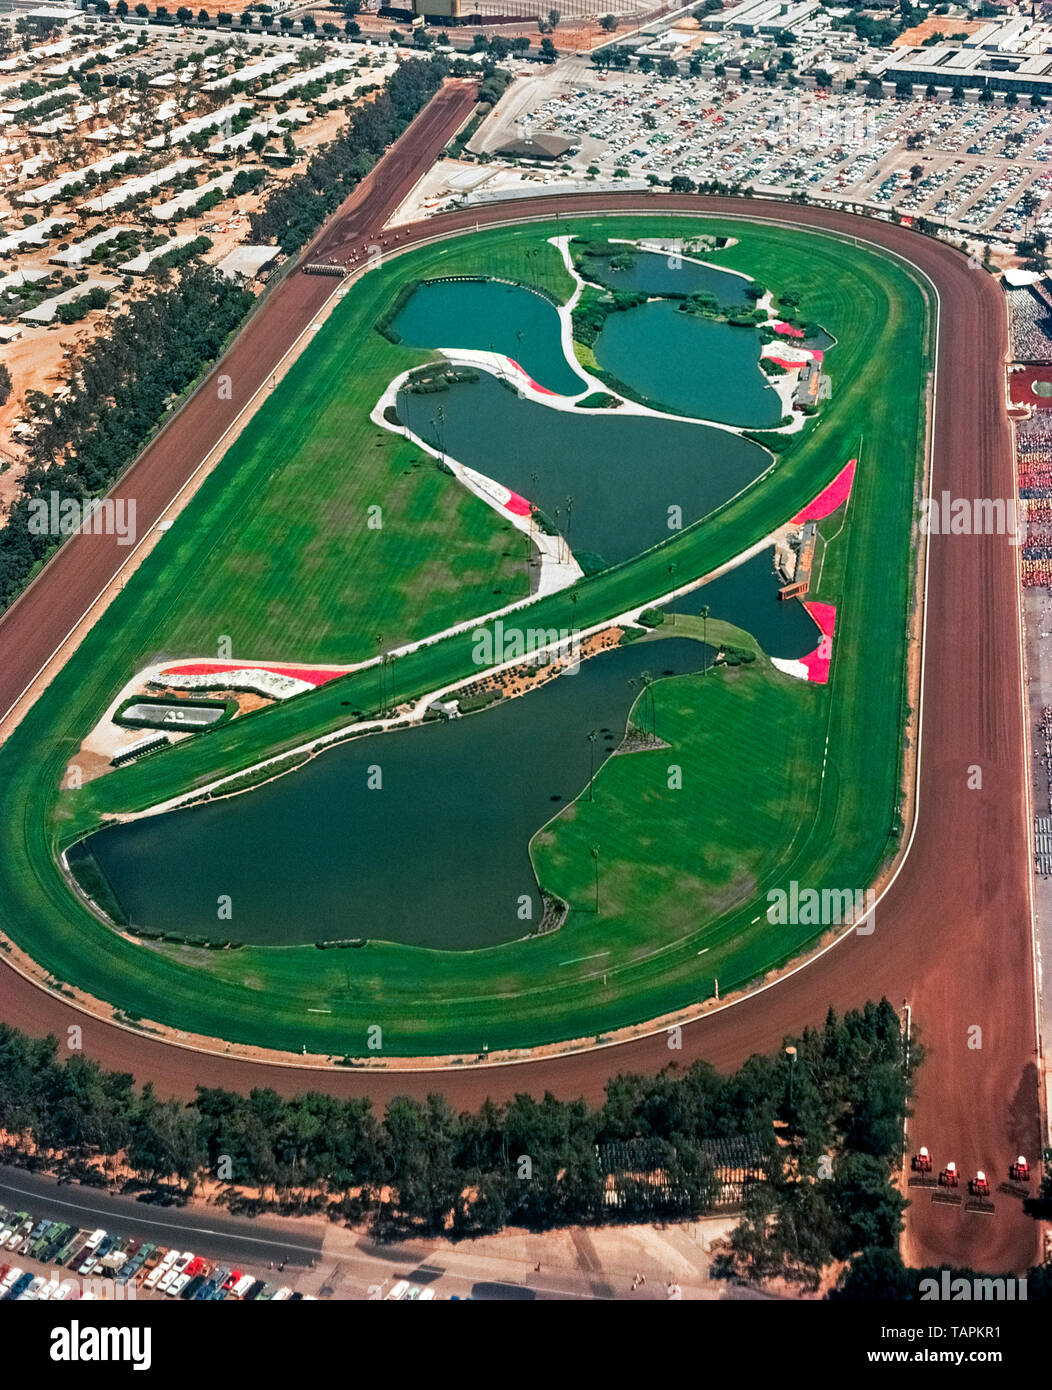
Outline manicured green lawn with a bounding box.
[0,213,932,1057]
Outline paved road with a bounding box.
[0,185,1038,1273]
[0,1166,323,1271]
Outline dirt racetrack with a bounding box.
[0,119,1040,1272]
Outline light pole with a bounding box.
[429,405,445,464]
[587,728,598,800]
[640,670,655,740]
[785,1044,797,1123]
[700,604,710,671]
[590,843,600,914]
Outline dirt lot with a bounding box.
[893,17,985,47]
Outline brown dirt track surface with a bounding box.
[0,117,1040,1272]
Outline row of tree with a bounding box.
[249,56,450,254]
[0,266,254,614]
[0,1003,914,1265]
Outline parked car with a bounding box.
[157,1252,193,1293]
[144,1250,178,1290]
[76,1230,107,1274]
[6,1218,33,1252]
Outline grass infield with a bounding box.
[0,214,932,1058]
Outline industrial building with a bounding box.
[884,16,1052,97]
[705,0,820,37]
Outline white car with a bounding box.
[144,1250,178,1289]
[157,1252,193,1294]
[229,1274,255,1299]
[6,1225,31,1253]
[0,1267,23,1295]
[385,1280,410,1301]
[270,1287,292,1301]
[418,1288,435,1301]
[166,1272,191,1298]
[19,1276,46,1301]
[77,1230,107,1273]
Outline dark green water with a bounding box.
[583,248,753,305]
[669,548,819,660]
[397,373,770,570]
[594,302,782,428]
[85,638,710,950]
[391,278,586,397]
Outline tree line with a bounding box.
[250,56,449,254]
[0,266,254,614]
[0,1002,921,1280]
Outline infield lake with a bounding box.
[390,278,586,397]
[397,373,771,570]
[593,303,782,427]
[578,246,754,304]
[85,637,713,951]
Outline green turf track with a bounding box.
[0,214,932,1057]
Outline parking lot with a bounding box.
[0,1201,315,1302]
[473,63,1052,240]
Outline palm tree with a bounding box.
[587,729,598,800]
[590,844,601,914]
[700,604,710,672]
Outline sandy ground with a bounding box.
[0,328,77,510]
[893,18,986,48]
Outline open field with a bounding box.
[0,210,931,1060]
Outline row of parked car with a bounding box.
[0,1203,314,1302]
[385,1281,436,1301]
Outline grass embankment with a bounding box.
[0,215,932,1056]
